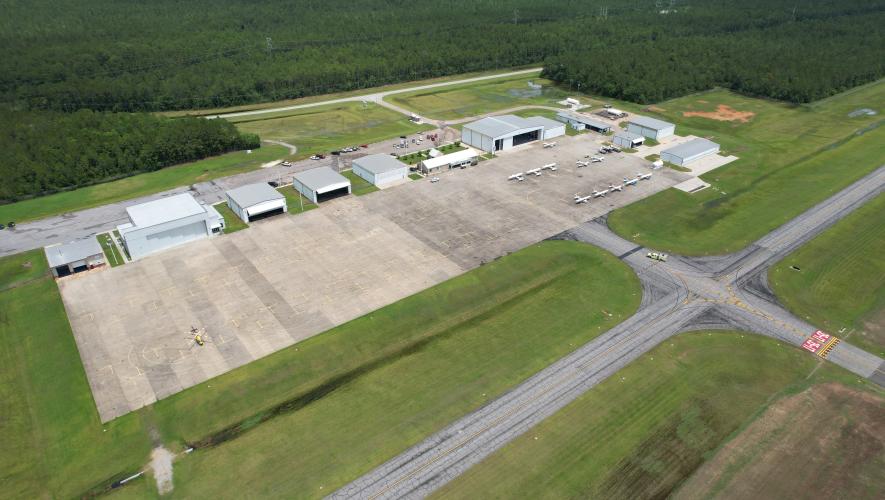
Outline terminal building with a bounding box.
[225,183,287,223]
[351,154,409,187]
[44,238,105,278]
[117,193,224,260]
[419,148,479,174]
[626,116,676,140]
[556,111,612,133]
[661,138,720,166]
[293,167,352,203]
[461,114,565,153]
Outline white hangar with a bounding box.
[293,167,352,204]
[661,138,721,166]
[351,154,409,187]
[626,116,676,140]
[461,114,565,153]
[225,183,287,223]
[117,193,224,260]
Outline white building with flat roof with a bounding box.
[117,193,224,260]
[225,183,287,223]
[461,114,564,153]
[351,154,409,187]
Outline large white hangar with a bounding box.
[661,138,720,166]
[293,166,352,203]
[117,193,224,260]
[627,116,676,140]
[461,114,564,153]
[225,182,287,223]
[351,154,409,187]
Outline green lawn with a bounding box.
[770,193,885,357]
[230,102,433,160]
[213,203,248,234]
[0,146,288,224]
[386,76,573,121]
[276,185,318,214]
[608,82,885,255]
[341,170,379,196]
[0,251,152,498]
[433,332,875,499]
[408,173,424,180]
[97,233,124,267]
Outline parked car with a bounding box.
[281,161,292,167]
[7,222,14,228]
[268,181,279,187]
[310,155,321,160]
[0,223,5,230]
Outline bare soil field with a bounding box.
[682,104,755,122]
[676,383,885,500]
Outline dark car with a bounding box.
[0,223,5,230]
[7,222,14,228]
[267,181,279,187]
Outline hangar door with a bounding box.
[317,186,350,202]
[145,221,206,250]
[511,130,540,148]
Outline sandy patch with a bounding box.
[675,383,885,500]
[150,447,175,495]
[683,104,755,123]
[646,105,666,113]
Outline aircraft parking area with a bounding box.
[58,131,689,421]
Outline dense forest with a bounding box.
[3,0,882,112]
[0,111,258,202]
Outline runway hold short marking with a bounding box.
[802,330,840,358]
[802,339,823,353]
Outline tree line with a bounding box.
[0,110,259,203]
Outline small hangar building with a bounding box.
[293,167,351,203]
[419,148,479,174]
[352,154,409,187]
[461,114,565,153]
[613,131,645,149]
[45,238,105,278]
[556,111,612,133]
[627,116,676,140]
[117,193,224,260]
[661,138,720,166]
[225,183,287,223]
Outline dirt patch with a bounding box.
[675,383,885,500]
[646,105,666,113]
[683,104,755,123]
[150,447,175,495]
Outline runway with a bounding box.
[330,165,885,499]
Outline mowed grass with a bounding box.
[231,102,433,159]
[608,82,885,255]
[770,193,885,356]
[97,233,124,267]
[433,332,874,499]
[0,251,152,498]
[386,76,571,121]
[152,241,640,497]
[276,185,317,214]
[0,145,287,224]
[341,170,380,196]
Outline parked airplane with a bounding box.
[576,160,590,168]
[526,168,542,176]
[543,142,557,148]
[609,183,623,192]
[508,173,525,181]
[638,172,652,181]
[574,193,592,204]
[624,177,639,186]
[590,156,604,163]
[592,188,608,198]
[541,163,557,171]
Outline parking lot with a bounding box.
[59,131,689,421]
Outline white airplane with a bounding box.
[590,156,605,163]
[638,172,652,181]
[541,162,557,171]
[508,173,525,182]
[574,193,592,204]
[593,188,608,198]
[543,142,557,148]
[576,160,590,168]
[624,177,639,187]
[609,183,623,192]
[526,168,542,176]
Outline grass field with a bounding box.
[341,170,379,196]
[433,332,881,499]
[607,82,885,255]
[0,251,152,499]
[276,185,318,214]
[212,203,248,234]
[230,102,433,159]
[0,146,287,224]
[1,240,639,497]
[386,76,573,121]
[97,233,124,267]
[770,193,885,357]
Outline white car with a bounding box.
[430,177,440,183]
[310,155,321,160]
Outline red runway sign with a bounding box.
[811,330,831,343]
[802,339,822,353]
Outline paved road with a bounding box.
[206,68,542,120]
[331,165,885,499]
